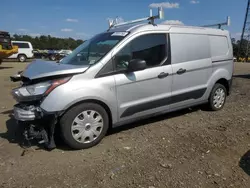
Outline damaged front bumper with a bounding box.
[10,68,73,150]
[13,103,59,150]
[14,104,43,121]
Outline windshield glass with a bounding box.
[59,32,128,66]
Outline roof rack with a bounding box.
[201,16,231,29]
[107,7,164,30]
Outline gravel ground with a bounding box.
[0,62,250,188]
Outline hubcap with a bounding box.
[213,88,226,109]
[20,56,25,62]
[71,110,103,143]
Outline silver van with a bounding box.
[11,12,233,150]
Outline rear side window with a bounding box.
[209,36,229,57]
[12,42,30,49]
[170,33,210,64]
[114,33,167,71]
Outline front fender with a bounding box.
[40,76,118,124]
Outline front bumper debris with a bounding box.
[14,104,43,121]
[10,71,23,82]
[14,103,58,151]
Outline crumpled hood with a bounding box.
[22,59,89,80]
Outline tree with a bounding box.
[11,34,85,50]
[231,38,236,44]
[231,38,249,58]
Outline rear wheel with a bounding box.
[60,103,109,150]
[208,83,227,111]
[18,54,27,62]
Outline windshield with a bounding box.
[59,32,128,66]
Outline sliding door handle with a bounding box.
[177,68,186,75]
[158,72,169,79]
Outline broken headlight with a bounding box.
[26,81,52,96]
[12,77,71,102]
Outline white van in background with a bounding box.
[8,41,34,62]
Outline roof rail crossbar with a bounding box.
[201,16,231,29]
[107,7,164,30]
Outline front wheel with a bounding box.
[60,103,109,150]
[208,83,227,111]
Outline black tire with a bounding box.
[208,83,227,111]
[0,59,2,65]
[18,54,27,62]
[60,103,109,150]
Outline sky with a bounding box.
[1,0,248,40]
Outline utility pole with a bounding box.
[238,0,250,62]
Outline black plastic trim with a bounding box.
[120,88,207,118]
[212,59,233,63]
[95,59,114,78]
[163,33,171,66]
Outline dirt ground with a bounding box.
[0,62,250,188]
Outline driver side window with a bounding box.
[114,33,167,71]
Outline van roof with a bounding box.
[12,40,31,43]
[109,23,229,36]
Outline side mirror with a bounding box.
[127,59,147,72]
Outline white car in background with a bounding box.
[8,41,34,62]
[58,49,72,55]
[48,49,72,61]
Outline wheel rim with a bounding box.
[20,56,25,62]
[213,88,226,109]
[71,110,104,144]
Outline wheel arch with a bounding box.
[206,68,232,98]
[215,78,230,95]
[59,99,113,129]
[17,53,27,58]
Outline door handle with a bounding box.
[176,68,186,75]
[158,72,169,79]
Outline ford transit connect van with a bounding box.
[11,17,233,150]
